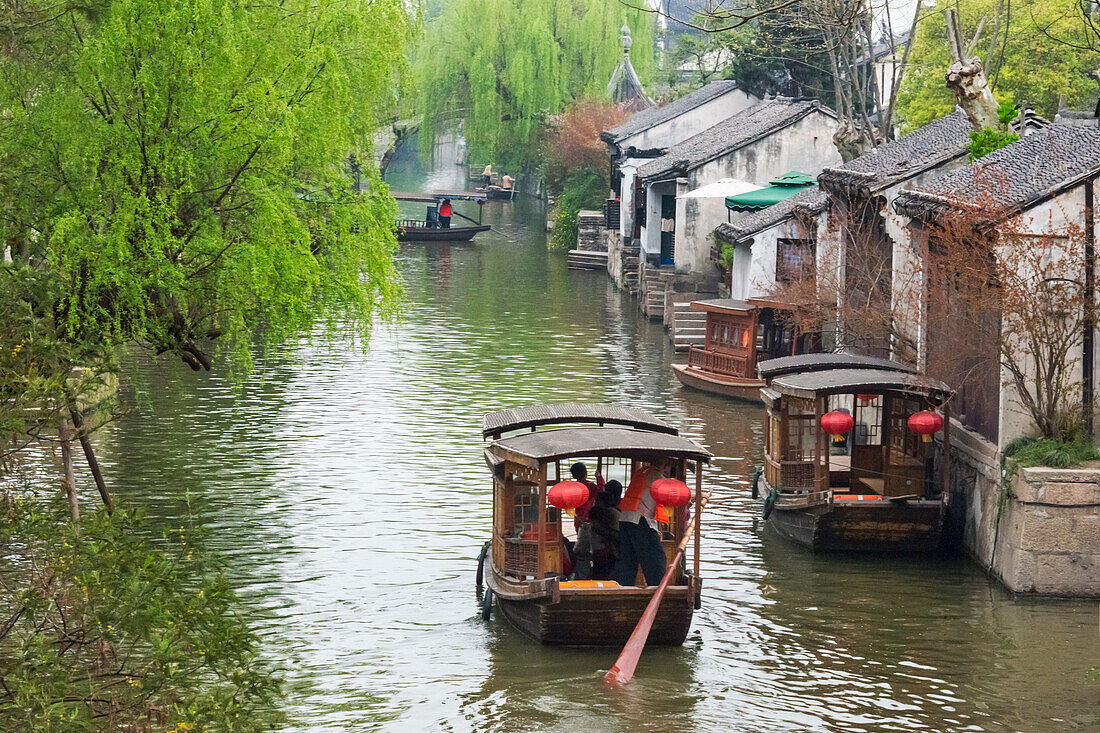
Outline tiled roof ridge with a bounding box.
[818,109,973,194]
[715,187,828,243]
[601,79,741,143]
[893,124,1100,222]
[637,97,829,181]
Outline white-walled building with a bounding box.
[600,80,758,259]
[634,97,840,276]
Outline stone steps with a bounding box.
[669,301,707,351]
[567,249,609,270]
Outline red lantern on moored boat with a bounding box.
[857,394,878,403]
[908,410,944,442]
[547,480,589,509]
[651,478,692,507]
[821,410,854,437]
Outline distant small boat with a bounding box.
[392,191,491,243]
[476,185,516,201]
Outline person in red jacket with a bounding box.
[438,199,452,229]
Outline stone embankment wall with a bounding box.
[949,426,1100,597]
[997,467,1100,595]
[576,211,606,251]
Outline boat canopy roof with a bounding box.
[758,353,916,380]
[689,298,754,314]
[769,368,953,400]
[487,427,710,468]
[482,403,676,439]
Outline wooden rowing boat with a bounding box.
[756,354,954,553]
[477,404,711,646]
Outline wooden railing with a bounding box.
[396,218,430,229]
[688,346,750,378]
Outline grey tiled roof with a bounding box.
[714,187,828,243]
[601,80,741,143]
[637,98,832,180]
[818,109,973,194]
[894,124,1100,221]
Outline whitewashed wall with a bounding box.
[674,113,841,274]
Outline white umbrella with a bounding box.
[677,178,762,200]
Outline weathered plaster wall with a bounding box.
[620,89,757,152]
[672,113,841,275]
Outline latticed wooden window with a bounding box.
[776,238,815,283]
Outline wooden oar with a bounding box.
[605,491,710,685]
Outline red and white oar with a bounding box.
[605,490,710,685]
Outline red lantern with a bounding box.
[821,410,854,437]
[908,410,944,442]
[650,478,692,507]
[857,394,878,403]
[547,480,589,509]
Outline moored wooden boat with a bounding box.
[755,354,954,553]
[478,404,711,646]
[395,222,490,242]
[673,298,817,402]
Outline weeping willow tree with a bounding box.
[0,0,416,378]
[415,0,655,170]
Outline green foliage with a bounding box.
[1003,436,1100,473]
[0,0,416,377]
[896,0,1100,130]
[0,494,281,730]
[549,169,606,251]
[717,9,834,102]
[718,243,737,269]
[968,101,1021,160]
[415,0,655,171]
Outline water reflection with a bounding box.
[13,140,1095,731]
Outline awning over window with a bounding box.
[725,171,816,211]
[677,178,762,200]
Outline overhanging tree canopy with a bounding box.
[414,0,655,170]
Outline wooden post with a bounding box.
[942,402,952,499]
[693,459,702,583]
[537,463,547,578]
[67,401,112,514]
[814,396,825,492]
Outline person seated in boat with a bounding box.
[573,505,619,581]
[438,199,453,229]
[617,460,668,587]
[597,484,621,530]
[501,173,514,190]
[570,462,604,529]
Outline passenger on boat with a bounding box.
[570,462,604,529]
[482,164,492,186]
[438,199,453,229]
[617,461,668,587]
[597,485,621,530]
[574,505,619,581]
[502,173,514,190]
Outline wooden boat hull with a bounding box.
[495,586,694,647]
[672,363,765,401]
[396,224,490,242]
[769,499,945,552]
[480,188,515,201]
[486,557,694,646]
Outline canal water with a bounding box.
[75,142,1099,730]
